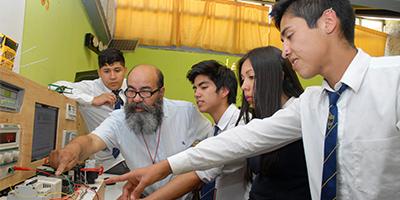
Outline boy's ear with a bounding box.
[219,87,230,99]
[321,8,338,34]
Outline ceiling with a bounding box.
[241,0,400,19]
[350,0,400,13]
[351,0,400,19]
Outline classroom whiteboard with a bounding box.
[0,0,26,73]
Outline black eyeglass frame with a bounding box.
[124,87,161,99]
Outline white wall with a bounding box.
[0,0,26,73]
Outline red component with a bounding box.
[80,166,104,175]
[12,166,34,171]
[12,166,54,176]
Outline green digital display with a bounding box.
[0,81,22,112]
[3,90,12,98]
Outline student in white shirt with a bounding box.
[144,60,246,200]
[105,0,400,199]
[54,48,128,173]
[238,46,310,200]
[49,64,212,197]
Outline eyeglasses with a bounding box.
[124,87,161,99]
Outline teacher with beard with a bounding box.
[49,64,212,198]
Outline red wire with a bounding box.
[13,165,100,199]
[80,166,104,175]
[12,166,54,177]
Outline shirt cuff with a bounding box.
[195,167,221,183]
[167,149,192,175]
[195,170,212,183]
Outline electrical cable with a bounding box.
[12,166,75,194]
[11,165,101,199]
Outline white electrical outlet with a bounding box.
[65,103,76,121]
[62,130,77,148]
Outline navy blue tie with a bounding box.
[111,89,123,158]
[112,89,124,109]
[321,84,348,200]
[199,125,219,200]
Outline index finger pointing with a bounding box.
[55,162,67,176]
[104,172,135,184]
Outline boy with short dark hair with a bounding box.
[106,1,400,199]
[54,48,128,174]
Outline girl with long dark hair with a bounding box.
[237,46,311,200]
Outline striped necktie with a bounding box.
[321,84,348,200]
[111,89,123,158]
[112,89,124,109]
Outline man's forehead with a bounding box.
[129,71,158,85]
[128,77,157,89]
[128,81,155,89]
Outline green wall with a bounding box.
[20,0,98,85]
[19,0,322,105]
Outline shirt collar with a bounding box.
[121,80,127,92]
[215,104,238,131]
[161,98,169,118]
[321,48,370,93]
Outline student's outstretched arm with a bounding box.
[144,171,201,200]
[105,160,172,200]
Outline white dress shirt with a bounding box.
[94,98,212,197]
[54,78,127,132]
[195,104,248,200]
[53,78,127,170]
[168,49,400,200]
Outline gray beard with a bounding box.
[124,98,164,135]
